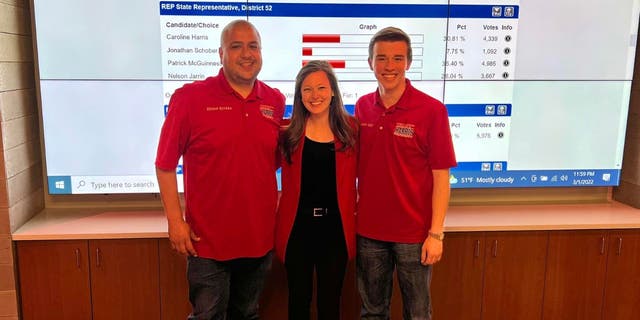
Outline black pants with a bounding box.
[284,209,348,320]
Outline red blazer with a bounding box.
[275,127,358,263]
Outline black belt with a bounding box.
[313,208,329,217]
[299,207,338,217]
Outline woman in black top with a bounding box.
[275,60,358,320]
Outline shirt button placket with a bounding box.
[378,111,388,131]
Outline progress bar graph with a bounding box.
[301,33,425,81]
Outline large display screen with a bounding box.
[33,0,640,194]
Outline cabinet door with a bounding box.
[431,232,484,320]
[482,231,548,320]
[259,258,289,319]
[159,239,191,320]
[543,230,608,320]
[340,260,361,320]
[603,230,640,319]
[17,240,92,320]
[90,239,161,320]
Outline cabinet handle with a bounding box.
[474,240,480,257]
[96,248,101,267]
[492,240,498,257]
[600,237,606,255]
[75,249,80,268]
[617,237,623,256]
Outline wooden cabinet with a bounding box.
[90,239,160,320]
[431,232,485,320]
[340,260,362,319]
[258,258,289,319]
[602,230,640,319]
[158,239,191,319]
[431,231,547,320]
[16,229,640,320]
[17,239,160,320]
[544,229,640,320]
[370,233,485,320]
[482,231,548,320]
[543,230,608,320]
[17,240,92,320]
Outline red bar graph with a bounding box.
[302,34,341,43]
[303,60,346,68]
[300,33,408,80]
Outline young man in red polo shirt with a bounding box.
[355,27,457,319]
[155,20,285,319]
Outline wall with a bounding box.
[0,0,44,318]
[613,32,640,208]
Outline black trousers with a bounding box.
[284,209,348,320]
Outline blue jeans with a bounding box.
[187,253,272,320]
[356,236,432,320]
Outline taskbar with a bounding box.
[449,169,620,188]
[46,168,620,194]
[47,175,162,194]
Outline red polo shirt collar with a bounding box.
[373,79,416,112]
[215,68,267,101]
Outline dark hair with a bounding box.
[368,26,412,63]
[281,60,356,164]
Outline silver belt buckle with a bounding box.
[313,208,326,217]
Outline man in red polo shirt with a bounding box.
[355,27,457,319]
[155,20,285,319]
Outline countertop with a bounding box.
[11,201,640,240]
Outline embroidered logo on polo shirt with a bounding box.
[206,106,232,111]
[394,123,415,138]
[259,104,275,120]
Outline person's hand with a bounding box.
[421,236,443,265]
[168,219,200,257]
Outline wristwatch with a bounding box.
[428,231,445,241]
